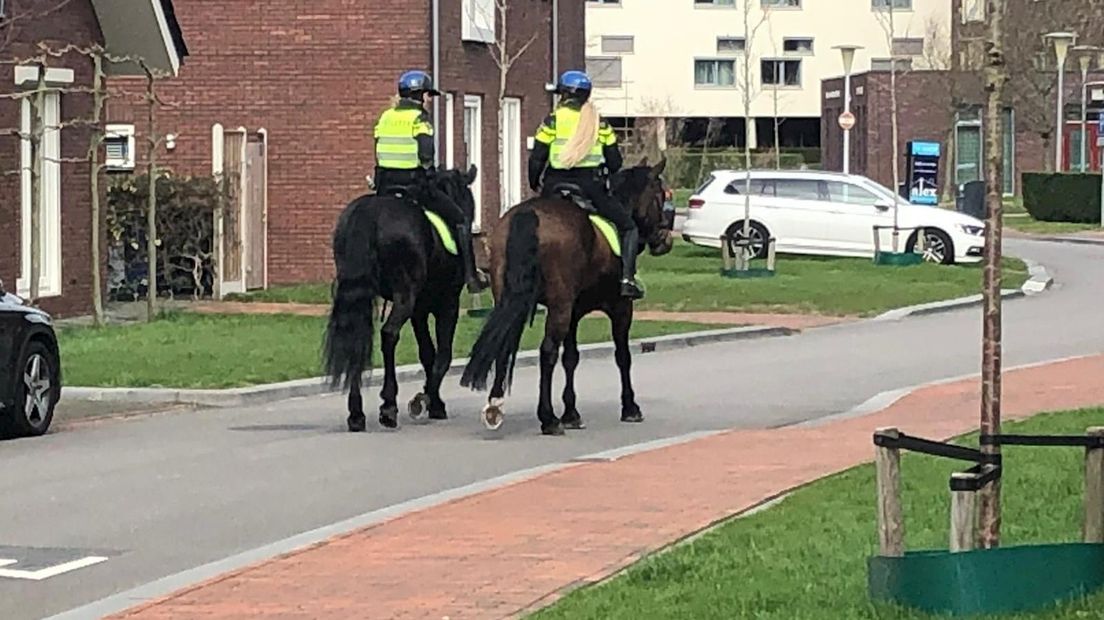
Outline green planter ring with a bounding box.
[869,543,1104,616]
[874,251,924,266]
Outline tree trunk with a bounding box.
[145,70,158,322]
[497,2,508,210]
[89,51,106,325]
[888,7,901,252]
[773,87,781,170]
[741,0,753,237]
[978,0,1008,549]
[28,66,46,305]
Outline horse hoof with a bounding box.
[621,409,644,424]
[561,414,586,430]
[379,406,399,429]
[347,415,367,433]
[482,399,505,431]
[542,420,565,436]
[408,393,429,420]
[428,407,448,421]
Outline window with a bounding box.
[695,59,736,87]
[762,0,800,7]
[724,179,775,195]
[462,0,495,44]
[717,37,746,53]
[0,0,6,18]
[104,124,136,171]
[463,95,483,231]
[586,0,620,4]
[892,38,924,56]
[961,0,985,23]
[586,56,622,87]
[871,58,913,72]
[774,179,822,201]
[761,59,801,87]
[19,91,63,297]
[601,35,634,54]
[825,182,881,205]
[695,0,735,6]
[873,0,912,9]
[782,37,814,54]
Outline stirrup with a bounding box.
[620,278,644,300]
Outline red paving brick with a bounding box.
[110,355,1104,620]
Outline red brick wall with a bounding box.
[0,0,103,317]
[109,0,583,286]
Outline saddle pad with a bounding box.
[423,209,458,256]
[589,214,620,257]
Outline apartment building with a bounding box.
[585,0,952,148]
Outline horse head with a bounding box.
[435,165,479,222]
[612,157,674,256]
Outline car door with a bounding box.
[822,180,895,255]
[768,178,837,253]
[0,296,20,408]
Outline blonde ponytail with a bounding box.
[559,101,600,168]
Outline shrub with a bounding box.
[106,173,230,301]
[1022,172,1102,223]
[665,148,807,189]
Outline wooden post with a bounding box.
[766,238,777,271]
[721,235,734,272]
[950,473,978,552]
[1084,427,1104,543]
[875,427,905,556]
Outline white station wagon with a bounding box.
[680,170,986,264]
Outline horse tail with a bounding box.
[324,198,379,390]
[461,208,541,391]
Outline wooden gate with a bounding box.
[213,125,268,297]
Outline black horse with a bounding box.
[324,166,478,432]
[460,160,673,435]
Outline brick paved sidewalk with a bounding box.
[110,355,1104,620]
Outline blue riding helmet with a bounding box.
[398,70,442,98]
[556,70,592,101]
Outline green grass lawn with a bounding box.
[534,408,1104,620]
[225,244,1029,318]
[59,312,712,389]
[1004,214,1101,236]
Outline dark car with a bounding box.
[0,278,61,438]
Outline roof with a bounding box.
[90,0,188,76]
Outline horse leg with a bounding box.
[537,306,570,436]
[482,354,509,431]
[609,300,642,423]
[560,312,585,430]
[347,373,367,432]
[407,310,435,421]
[379,294,414,429]
[426,297,460,420]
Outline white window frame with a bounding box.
[500,97,522,214]
[444,93,455,169]
[463,95,484,232]
[18,91,63,298]
[462,0,496,44]
[104,123,136,170]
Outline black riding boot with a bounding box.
[455,224,488,293]
[619,228,644,300]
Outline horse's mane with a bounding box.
[610,165,654,200]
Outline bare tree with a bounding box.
[762,6,785,170]
[978,0,1009,550]
[737,1,770,241]
[873,1,905,250]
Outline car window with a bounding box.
[773,179,823,201]
[825,181,881,206]
[725,179,776,196]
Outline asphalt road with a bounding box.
[2,238,1102,620]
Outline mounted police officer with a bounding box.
[373,70,486,292]
[528,70,643,299]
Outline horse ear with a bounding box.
[650,157,667,179]
[465,164,479,185]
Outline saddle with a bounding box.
[548,182,596,213]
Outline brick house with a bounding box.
[0,0,186,317]
[107,0,584,294]
[821,0,1104,199]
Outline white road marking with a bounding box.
[0,556,108,581]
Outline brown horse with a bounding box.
[460,159,673,435]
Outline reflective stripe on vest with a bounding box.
[374,108,423,170]
[548,107,605,170]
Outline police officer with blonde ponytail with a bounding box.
[374,70,486,292]
[528,70,642,299]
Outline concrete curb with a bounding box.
[1034,235,1104,247]
[871,255,1052,322]
[63,325,797,408]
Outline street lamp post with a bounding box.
[1073,46,1101,172]
[1045,32,1077,171]
[834,45,862,175]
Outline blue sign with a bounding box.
[906,140,941,206]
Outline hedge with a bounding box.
[665,148,808,189]
[1022,172,1102,224]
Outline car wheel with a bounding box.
[724,221,770,260]
[908,228,955,265]
[2,341,58,438]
